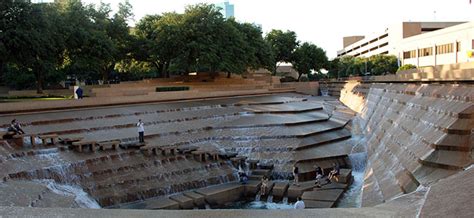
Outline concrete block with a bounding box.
[195,183,244,206]
[183,191,206,208]
[169,194,194,209]
[272,182,289,201]
[301,189,344,202]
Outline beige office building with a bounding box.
[337,21,474,67]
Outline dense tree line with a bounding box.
[1,0,330,93]
[326,55,400,79]
[1,0,134,93]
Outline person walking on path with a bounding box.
[75,87,84,99]
[137,119,145,143]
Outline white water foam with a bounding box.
[38,180,101,209]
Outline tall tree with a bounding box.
[2,0,66,93]
[135,12,184,78]
[231,21,274,71]
[291,42,328,80]
[178,3,224,74]
[265,29,299,74]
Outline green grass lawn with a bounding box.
[0,96,73,103]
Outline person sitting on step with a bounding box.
[314,165,324,188]
[238,167,248,184]
[8,119,25,135]
[328,163,340,183]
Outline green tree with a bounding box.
[59,0,133,82]
[265,30,299,74]
[177,4,225,74]
[1,0,66,93]
[368,54,398,75]
[291,42,328,80]
[326,58,340,79]
[397,64,416,72]
[215,18,248,78]
[231,21,274,71]
[135,12,186,78]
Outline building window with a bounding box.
[457,42,461,51]
[418,47,433,57]
[403,50,416,59]
[436,43,453,55]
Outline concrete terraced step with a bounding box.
[86,162,233,193]
[169,194,194,209]
[419,150,472,170]
[114,196,179,209]
[301,189,345,202]
[251,169,271,176]
[312,182,349,191]
[433,134,472,151]
[271,181,289,201]
[242,180,262,196]
[287,181,321,200]
[96,173,236,207]
[182,191,206,208]
[141,120,349,150]
[194,182,244,206]
[248,175,264,181]
[295,129,352,150]
[303,200,336,208]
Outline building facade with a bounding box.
[337,22,474,67]
[215,0,235,18]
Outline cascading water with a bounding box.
[337,152,367,208]
[222,201,294,209]
[254,191,261,201]
[267,195,273,203]
[39,180,101,209]
[337,116,367,208]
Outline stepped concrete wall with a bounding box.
[333,80,474,206]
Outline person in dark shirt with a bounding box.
[328,163,340,183]
[75,87,84,99]
[8,119,25,135]
[293,166,299,186]
[314,165,324,187]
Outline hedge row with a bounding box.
[155,86,190,92]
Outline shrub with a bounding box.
[155,86,190,92]
[397,64,416,72]
[299,76,309,82]
[279,76,297,83]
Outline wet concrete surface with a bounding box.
[0,93,355,208]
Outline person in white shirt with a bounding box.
[294,197,305,209]
[137,119,145,143]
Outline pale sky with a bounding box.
[81,0,474,58]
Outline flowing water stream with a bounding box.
[39,179,101,209]
[336,116,367,208]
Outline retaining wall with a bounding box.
[333,80,474,206]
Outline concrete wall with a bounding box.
[336,81,473,207]
[272,82,319,95]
